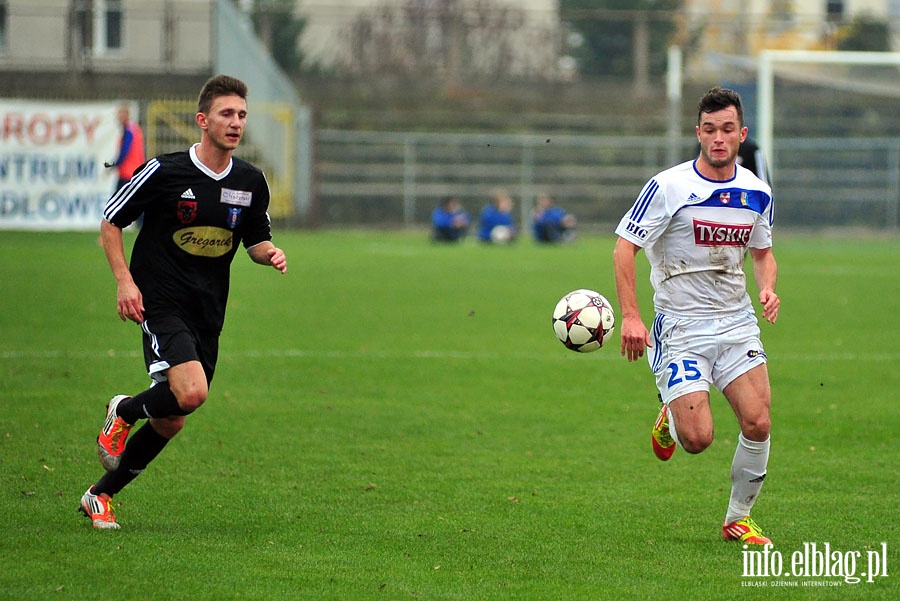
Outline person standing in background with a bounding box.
[736,138,770,187]
[112,104,146,191]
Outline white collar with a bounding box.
[189,143,232,181]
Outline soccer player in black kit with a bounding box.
[80,75,288,529]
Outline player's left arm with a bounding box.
[749,246,778,323]
[247,241,287,274]
[242,175,286,273]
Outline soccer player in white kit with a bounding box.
[613,87,780,545]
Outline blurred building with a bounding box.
[0,0,217,97]
[1,1,895,96]
[681,0,897,56]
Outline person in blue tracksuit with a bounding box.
[532,193,576,243]
[431,196,470,242]
[477,189,516,243]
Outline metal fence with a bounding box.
[773,138,900,229]
[314,130,900,230]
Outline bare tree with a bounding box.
[341,0,562,82]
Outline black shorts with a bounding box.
[141,315,218,385]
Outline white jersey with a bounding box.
[615,160,774,319]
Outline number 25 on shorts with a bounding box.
[667,359,702,388]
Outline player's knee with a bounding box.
[681,432,714,454]
[176,388,207,413]
[168,361,209,414]
[677,420,714,454]
[741,414,771,441]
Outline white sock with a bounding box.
[725,433,770,524]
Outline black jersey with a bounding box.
[103,145,272,333]
[735,139,770,187]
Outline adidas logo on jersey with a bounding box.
[181,189,196,199]
[686,192,703,203]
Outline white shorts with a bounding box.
[648,310,767,405]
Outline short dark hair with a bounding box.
[697,86,744,125]
[197,75,248,114]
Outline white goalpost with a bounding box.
[666,47,900,228]
[756,50,900,169]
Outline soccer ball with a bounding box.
[489,225,513,244]
[551,289,615,353]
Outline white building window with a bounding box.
[826,0,844,22]
[0,0,7,51]
[74,0,123,56]
[95,0,123,53]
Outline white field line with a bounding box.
[0,349,896,362]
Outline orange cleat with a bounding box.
[723,516,772,545]
[97,395,133,471]
[79,487,120,530]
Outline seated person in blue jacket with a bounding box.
[431,196,470,242]
[477,189,516,244]
[532,193,576,243]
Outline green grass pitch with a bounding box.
[0,229,897,599]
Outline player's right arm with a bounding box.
[100,158,162,323]
[100,219,144,323]
[613,237,652,362]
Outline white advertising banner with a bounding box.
[0,100,121,231]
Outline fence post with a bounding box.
[519,140,535,227]
[666,45,682,168]
[403,136,417,226]
[888,145,900,230]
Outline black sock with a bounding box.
[116,382,189,424]
[93,422,170,496]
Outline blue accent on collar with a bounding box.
[692,159,736,183]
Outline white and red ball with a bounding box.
[551,289,615,353]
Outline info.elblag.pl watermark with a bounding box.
[741,542,889,587]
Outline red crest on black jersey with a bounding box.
[177,200,198,224]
